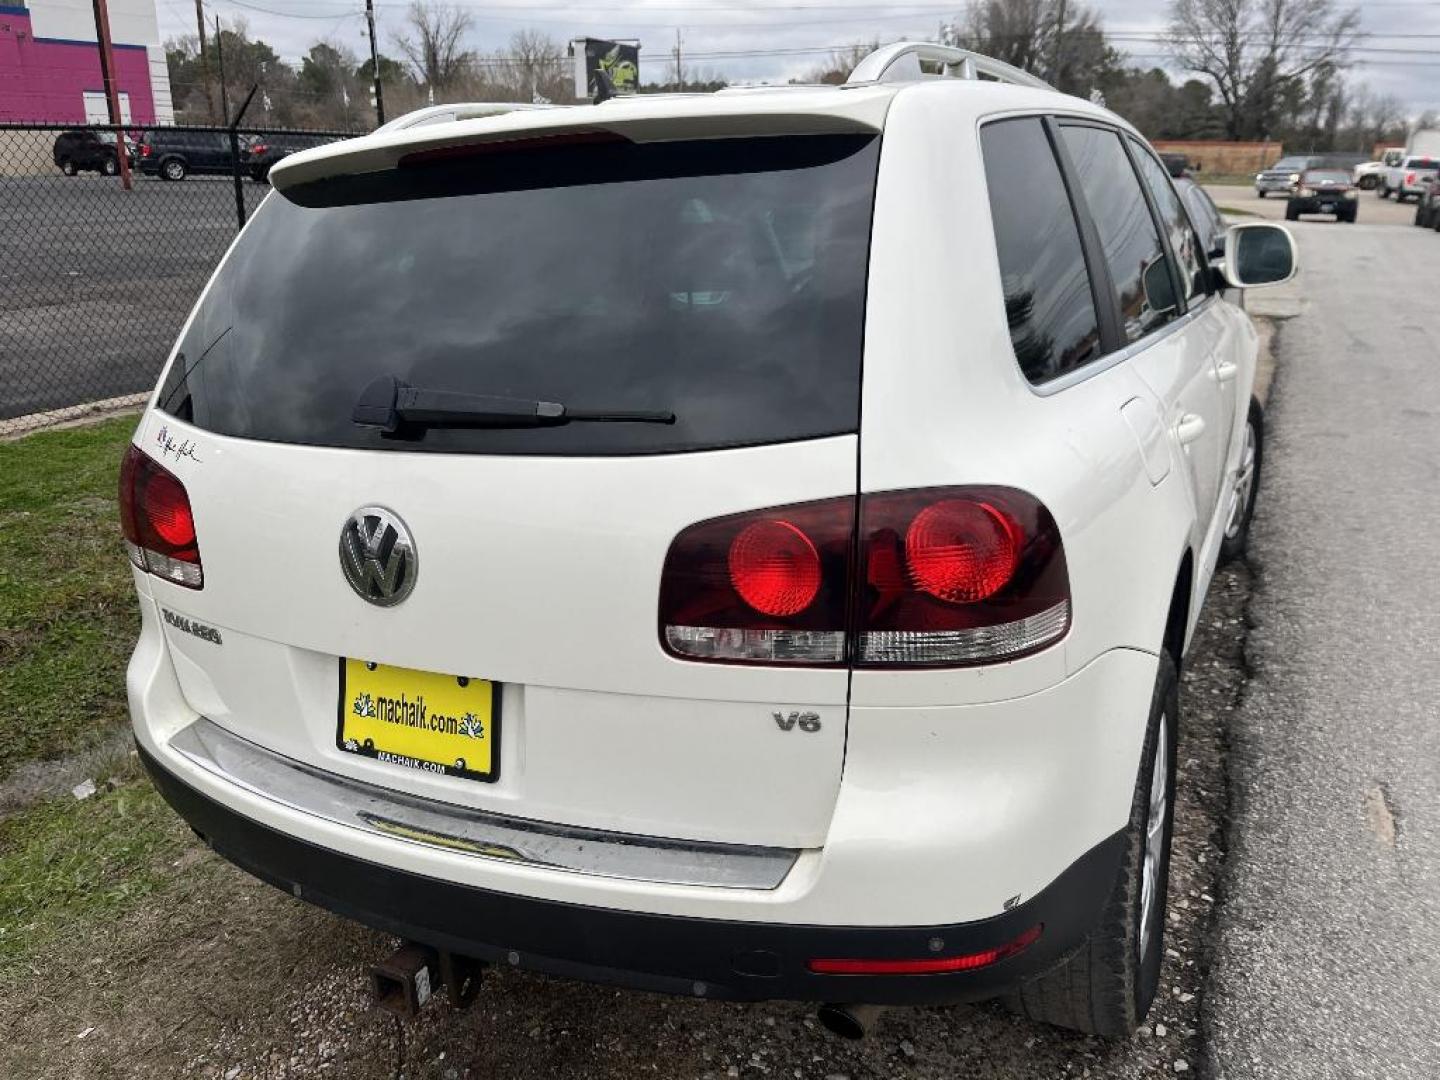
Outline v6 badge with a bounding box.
[773,710,821,733]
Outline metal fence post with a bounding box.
[228,84,258,232]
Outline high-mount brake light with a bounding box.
[658,487,1070,667]
[119,445,203,589]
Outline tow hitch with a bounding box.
[369,942,486,1018]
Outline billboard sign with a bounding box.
[571,38,640,100]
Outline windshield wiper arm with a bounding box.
[353,374,675,434]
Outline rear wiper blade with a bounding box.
[352,374,675,434]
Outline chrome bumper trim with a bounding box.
[169,718,799,890]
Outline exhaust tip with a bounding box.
[817,1003,886,1040]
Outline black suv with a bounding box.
[52,130,133,176]
[137,130,244,181]
[246,132,331,182]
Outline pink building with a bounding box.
[0,1,173,125]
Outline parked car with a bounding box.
[52,129,134,176]
[121,42,1297,1042]
[247,132,333,182]
[1159,151,1190,179]
[1285,168,1358,222]
[136,129,245,180]
[1354,147,1403,190]
[1176,176,1227,256]
[1414,174,1440,229]
[1254,155,1316,197]
[1381,155,1440,203]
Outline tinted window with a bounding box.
[1181,183,1225,251]
[1131,139,1207,302]
[1061,125,1176,343]
[980,118,1102,384]
[1306,170,1351,183]
[159,135,878,455]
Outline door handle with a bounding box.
[1175,413,1207,445]
[1213,360,1239,382]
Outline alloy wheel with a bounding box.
[1224,419,1257,541]
[1138,717,1169,958]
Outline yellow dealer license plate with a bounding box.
[337,659,500,782]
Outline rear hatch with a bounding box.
[142,127,879,848]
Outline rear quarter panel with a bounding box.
[854,86,1195,710]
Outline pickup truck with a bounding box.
[1355,148,1403,190]
[1383,155,1440,203]
[1382,130,1440,200]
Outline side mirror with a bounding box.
[1221,222,1297,289]
[1141,254,1178,316]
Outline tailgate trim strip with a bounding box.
[169,718,799,890]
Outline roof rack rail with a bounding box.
[845,42,1052,91]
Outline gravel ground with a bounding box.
[0,566,1252,1080]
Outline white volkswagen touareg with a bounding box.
[122,44,1297,1038]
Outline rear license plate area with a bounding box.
[338,659,500,782]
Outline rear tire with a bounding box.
[1284,204,1299,221]
[1219,399,1263,565]
[161,158,187,181]
[101,155,118,176]
[1257,190,1267,199]
[60,158,77,176]
[1003,655,1178,1037]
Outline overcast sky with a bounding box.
[155,0,1440,113]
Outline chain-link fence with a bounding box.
[1,123,352,436]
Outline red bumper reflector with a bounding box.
[807,924,1042,975]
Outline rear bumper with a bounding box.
[1289,196,1353,215]
[140,737,1124,1005]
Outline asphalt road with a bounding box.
[1204,217,1440,1076]
[0,173,266,424]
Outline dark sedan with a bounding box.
[1285,168,1357,222]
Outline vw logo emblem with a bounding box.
[339,506,417,607]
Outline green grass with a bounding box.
[0,770,189,976]
[0,416,140,780]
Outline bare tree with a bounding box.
[794,41,878,85]
[479,29,567,103]
[1167,0,1360,140]
[394,1,473,90]
[949,0,1117,93]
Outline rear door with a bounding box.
[142,132,879,848]
[1057,123,1227,537]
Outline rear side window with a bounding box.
[159,134,879,455]
[1130,139,1207,302]
[980,118,1102,384]
[1061,125,1177,344]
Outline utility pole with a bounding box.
[215,14,230,125]
[194,0,215,123]
[90,0,132,189]
[672,27,683,89]
[1050,0,1068,91]
[365,0,385,127]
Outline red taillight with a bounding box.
[119,445,202,588]
[659,487,1069,667]
[659,498,853,665]
[1406,171,1416,186]
[728,519,822,617]
[808,925,1042,975]
[904,499,1020,603]
[251,142,268,155]
[140,143,151,157]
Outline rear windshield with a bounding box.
[1405,158,1437,169]
[1305,171,1350,183]
[158,133,879,455]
